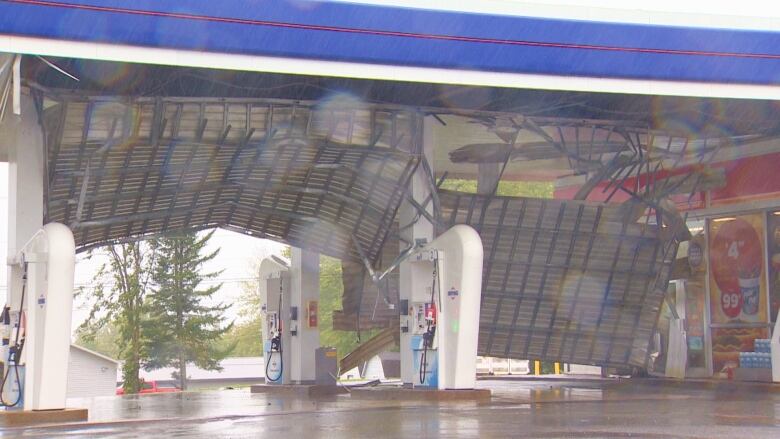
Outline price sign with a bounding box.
[720,290,742,318]
[711,218,761,294]
[709,215,766,324]
[307,300,318,328]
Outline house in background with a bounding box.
[67,344,120,398]
[137,357,264,390]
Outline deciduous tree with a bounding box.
[77,242,155,394]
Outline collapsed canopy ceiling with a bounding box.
[39,90,711,369]
[438,191,679,368]
[338,190,680,368]
[43,95,420,264]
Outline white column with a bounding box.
[473,157,498,377]
[664,281,688,379]
[0,93,45,408]
[23,223,75,410]
[1,93,44,309]
[398,115,435,385]
[289,247,320,384]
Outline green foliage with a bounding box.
[217,275,264,357]
[228,252,379,361]
[439,179,478,193]
[230,252,374,360]
[74,321,121,359]
[318,256,379,359]
[235,267,262,322]
[215,257,265,357]
[496,180,553,198]
[217,319,263,357]
[439,178,554,198]
[540,361,556,375]
[77,243,155,394]
[144,230,233,390]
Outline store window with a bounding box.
[708,214,770,374]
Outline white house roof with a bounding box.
[70,344,121,365]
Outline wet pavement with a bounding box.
[2,377,780,438]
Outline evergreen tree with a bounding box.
[144,230,233,390]
[77,242,155,394]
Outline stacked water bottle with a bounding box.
[739,339,772,369]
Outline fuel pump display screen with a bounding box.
[424,303,437,323]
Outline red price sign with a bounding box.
[307,300,318,328]
[711,218,761,293]
[709,215,765,323]
[720,290,742,318]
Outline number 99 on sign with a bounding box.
[720,291,742,318]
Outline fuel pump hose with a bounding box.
[420,258,438,385]
[265,274,284,383]
[1,264,27,408]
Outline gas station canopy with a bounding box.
[30,77,780,368]
[5,0,780,371]
[4,0,780,90]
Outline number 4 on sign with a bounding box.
[727,241,743,259]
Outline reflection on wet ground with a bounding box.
[3,378,780,438]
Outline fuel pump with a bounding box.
[418,258,439,386]
[265,276,284,383]
[0,266,26,408]
[260,255,291,385]
[2,223,75,411]
[409,250,441,387]
[400,225,483,390]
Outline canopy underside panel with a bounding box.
[42,92,684,369]
[438,190,679,368]
[44,96,421,264]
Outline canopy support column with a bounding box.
[398,115,435,385]
[289,248,321,383]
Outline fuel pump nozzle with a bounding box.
[270,331,281,353]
